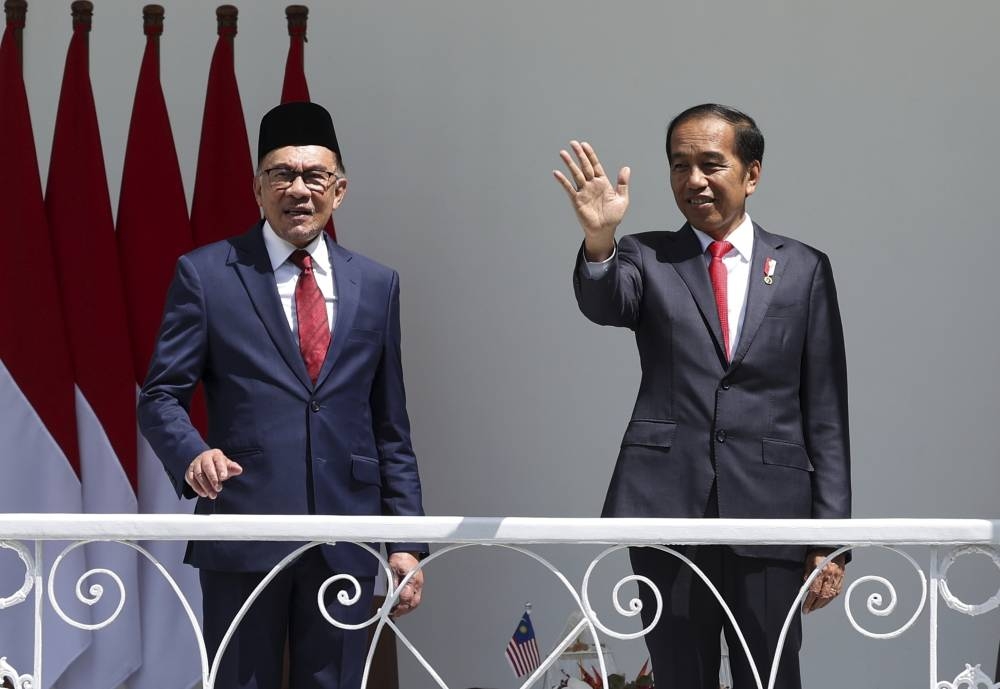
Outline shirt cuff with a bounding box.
[582,244,617,279]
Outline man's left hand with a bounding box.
[802,549,846,614]
[388,552,424,618]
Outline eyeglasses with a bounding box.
[262,167,341,193]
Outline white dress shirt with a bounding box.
[584,213,755,358]
[262,222,337,335]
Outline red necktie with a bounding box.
[708,240,734,360]
[290,249,330,383]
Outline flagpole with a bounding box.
[143,4,163,51]
[3,0,24,61]
[217,3,237,36]
[71,0,92,42]
[285,4,308,41]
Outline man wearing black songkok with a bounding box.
[139,101,427,689]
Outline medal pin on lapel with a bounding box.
[763,257,777,285]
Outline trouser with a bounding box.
[629,543,803,689]
[628,482,804,689]
[200,548,376,689]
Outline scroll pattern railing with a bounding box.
[1,516,998,689]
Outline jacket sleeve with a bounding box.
[572,235,644,330]
[137,255,210,499]
[370,270,427,557]
[801,253,851,520]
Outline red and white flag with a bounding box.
[190,5,259,247]
[115,8,202,689]
[44,7,140,689]
[0,6,90,687]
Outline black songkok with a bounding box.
[257,101,340,164]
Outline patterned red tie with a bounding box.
[290,249,330,383]
[708,240,734,360]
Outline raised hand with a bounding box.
[554,140,630,261]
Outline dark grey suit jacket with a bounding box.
[574,222,850,561]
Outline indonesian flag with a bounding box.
[115,9,202,689]
[0,10,90,688]
[43,9,140,689]
[190,6,259,247]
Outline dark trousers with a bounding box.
[628,481,803,689]
[200,548,375,689]
[629,544,803,689]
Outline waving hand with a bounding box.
[554,140,630,261]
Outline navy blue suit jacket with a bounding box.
[574,223,851,561]
[139,222,425,574]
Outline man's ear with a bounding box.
[744,160,761,198]
[252,172,264,207]
[330,177,348,210]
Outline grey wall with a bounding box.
[19,1,1000,687]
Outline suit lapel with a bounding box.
[670,225,728,367]
[228,223,313,390]
[314,234,360,389]
[729,223,785,369]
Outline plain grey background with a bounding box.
[17,1,1000,687]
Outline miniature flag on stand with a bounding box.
[505,606,541,679]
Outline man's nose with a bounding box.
[286,174,311,197]
[686,166,707,189]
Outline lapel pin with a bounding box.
[763,257,777,285]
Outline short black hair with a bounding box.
[665,104,764,168]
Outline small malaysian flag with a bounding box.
[504,609,541,678]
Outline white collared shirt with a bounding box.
[584,213,755,358]
[262,222,337,335]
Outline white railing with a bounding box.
[1,515,999,689]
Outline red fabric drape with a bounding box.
[190,17,259,247]
[281,22,310,102]
[45,14,137,488]
[0,18,80,474]
[117,20,193,386]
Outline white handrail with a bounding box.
[0,514,997,544]
[2,516,999,689]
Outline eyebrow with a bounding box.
[270,165,331,171]
[671,150,727,162]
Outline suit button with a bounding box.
[716,429,727,443]
[721,379,731,390]
[310,400,320,413]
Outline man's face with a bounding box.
[253,145,347,248]
[668,116,760,240]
